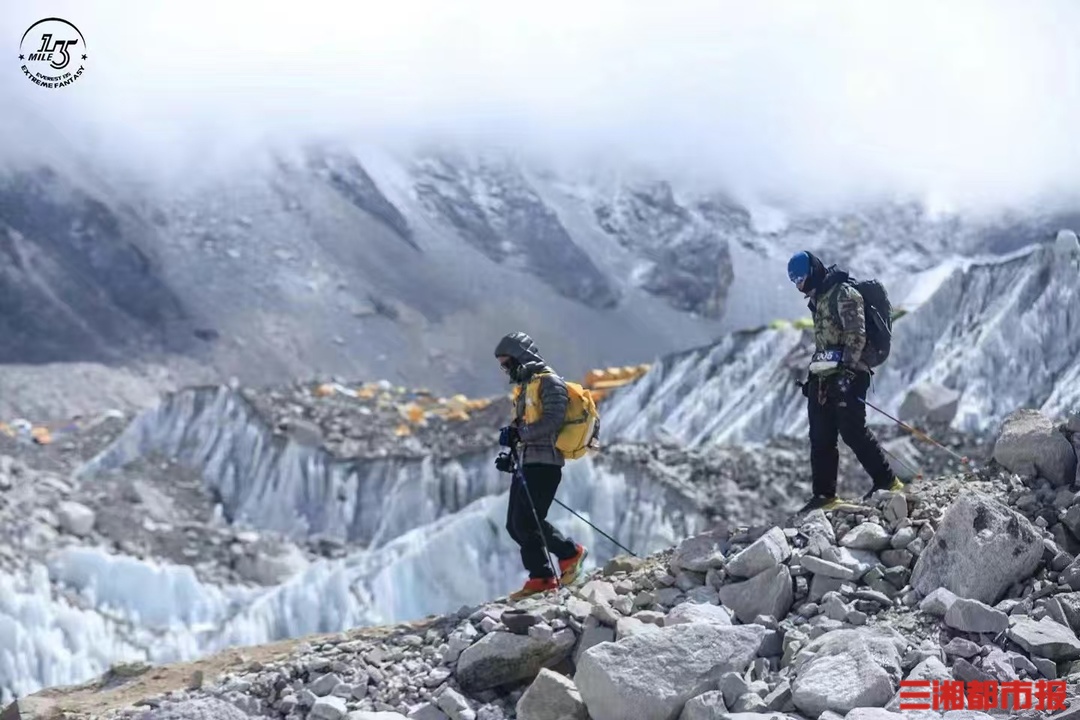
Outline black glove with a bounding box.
[495,452,515,474]
[798,379,810,398]
[498,425,520,448]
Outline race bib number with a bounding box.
[809,348,843,374]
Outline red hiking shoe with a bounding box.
[509,576,559,601]
[559,544,589,586]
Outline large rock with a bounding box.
[1006,616,1080,661]
[840,523,891,552]
[944,598,1009,634]
[665,602,733,627]
[791,628,906,718]
[800,555,856,581]
[516,668,589,720]
[574,622,767,720]
[1046,592,1080,634]
[718,565,794,624]
[671,526,731,573]
[899,382,961,425]
[676,691,727,720]
[993,409,1077,486]
[56,501,96,537]
[909,493,1043,605]
[235,543,308,585]
[884,657,954,712]
[456,629,576,692]
[725,527,791,578]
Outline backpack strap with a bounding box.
[829,280,858,328]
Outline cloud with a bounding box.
[3,0,1079,213]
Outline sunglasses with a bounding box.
[499,358,515,373]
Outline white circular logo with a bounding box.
[19,17,88,89]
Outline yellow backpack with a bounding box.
[513,372,601,460]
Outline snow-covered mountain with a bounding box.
[3,126,1077,404]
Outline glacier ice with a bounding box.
[604,238,1080,446]
[4,446,706,701]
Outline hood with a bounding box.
[818,265,850,294]
[801,251,830,294]
[494,332,545,365]
[494,332,549,382]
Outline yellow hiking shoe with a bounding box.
[799,495,842,513]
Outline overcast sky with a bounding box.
[4,0,1079,214]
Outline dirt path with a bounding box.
[4,619,437,720]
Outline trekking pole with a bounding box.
[510,444,560,584]
[857,397,974,469]
[880,444,925,481]
[550,497,639,558]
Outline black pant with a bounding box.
[807,371,894,497]
[506,464,577,579]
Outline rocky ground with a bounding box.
[240,380,511,460]
[8,407,1080,720]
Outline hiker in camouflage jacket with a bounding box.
[788,251,902,512]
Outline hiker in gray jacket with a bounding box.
[494,331,587,599]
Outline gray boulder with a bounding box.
[671,527,730,573]
[574,622,766,720]
[993,408,1077,486]
[456,629,576,692]
[909,493,1043,605]
[57,500,96,537]
[718,565,794,624]
[800,555,856,581]
[839,523,891,552]
[665,602,733,627]
[791,628,906,718]
[918,588,958,617]
[944,598,1009,634]
[725,527,791,578]
[899,382,961,425]
[676,691,727,720]
[516,668,589,720]
[1006,616,1080,661]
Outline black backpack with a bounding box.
[831,278,893,367]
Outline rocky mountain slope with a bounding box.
[0,364,986,708]
[1,229,1077,709]
[3,124,1078,404]
[8,406,1080,720]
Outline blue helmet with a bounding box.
[787,251,812,287]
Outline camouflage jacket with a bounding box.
[809,278,868,373]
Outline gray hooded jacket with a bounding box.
[494,332,568,467]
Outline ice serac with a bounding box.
[80,385,708,557]
[603,236,1080,446]
[602,326,809,446]
[2,455,705,705]
[78,385,507,545]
